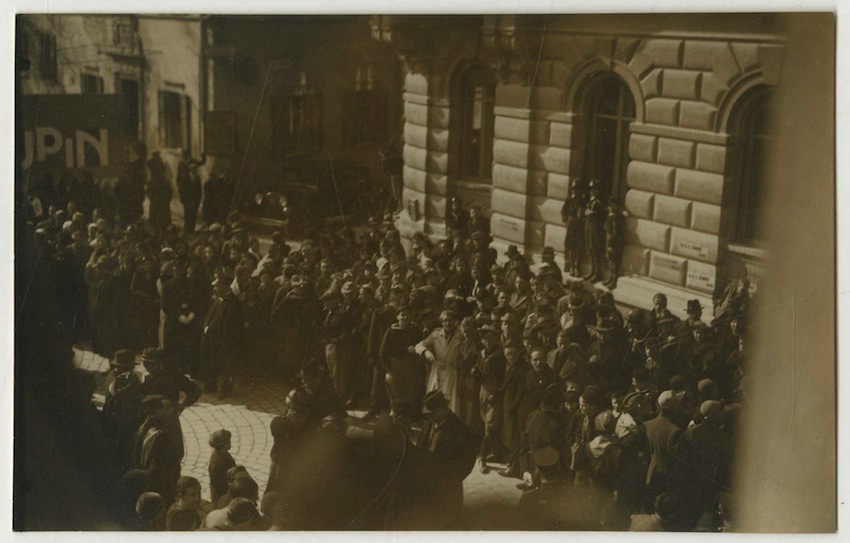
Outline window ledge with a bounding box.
[451,177,493,193]
[725,243,767,260]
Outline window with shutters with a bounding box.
[80,73,104,94]
[38,31,58,83]
[158,90,192,150]
[344,89,387,147]
[578,73,635,205]
[271,94,324,157]
[449,63,496,183]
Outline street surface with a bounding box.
[74,346,523,528]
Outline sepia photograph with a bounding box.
[11,5,838,534]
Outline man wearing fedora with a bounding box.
[418,389,477,525]
[201,267,244,398]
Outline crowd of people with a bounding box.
[20,153,755,531]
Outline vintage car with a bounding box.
[241,161,380,237]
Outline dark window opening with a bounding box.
[80,73,104,94]
[580,74,635,204]
[271,94,324,156]
[731,89,774,246]
[344,89,387,147]
[117,77,140,138]
[38,31,58,83]
[451,64,496,182]
[159,90,192,149]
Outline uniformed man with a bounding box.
[583,179,606,282]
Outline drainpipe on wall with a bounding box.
[133,15,147,150]
[199,15,207,156]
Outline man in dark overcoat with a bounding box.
[200,268,244,398]
[177,149,206,234]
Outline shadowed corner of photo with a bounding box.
[736,12,836,533]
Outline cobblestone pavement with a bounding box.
[74,346,523,526]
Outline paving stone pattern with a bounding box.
[74,347,522,523]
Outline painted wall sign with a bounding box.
[19,94,133,181]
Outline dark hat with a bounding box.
[479,323,499,336]
[541,246,555,258]
[227,497,259,525]
[111,349,136,370]
[687,299,704,313]
[471,230,491,242]
[422,390,449,414]
[588,178,600,190]
[505,245,521,257]
[568,293,586,309]
[135,492,165,518]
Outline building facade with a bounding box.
[205,15,404,206]
[18,14,207,181]
[371,14,785,316]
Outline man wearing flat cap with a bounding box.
[201,267,245,398]
[474,325,506,472]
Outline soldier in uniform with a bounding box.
[560,178,587,277]
[604,199,626,289]
[474,325,506,472]
[583,179,606,282]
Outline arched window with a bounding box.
[729,88,774,246]
[579,73,635,203]
[450,63,496,182]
